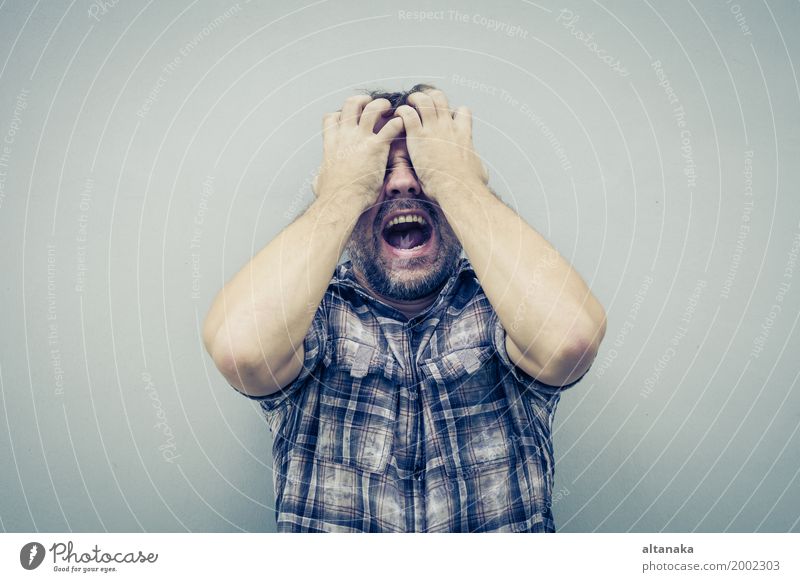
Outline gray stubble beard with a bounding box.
[345,200,463,301]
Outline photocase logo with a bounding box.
[20,542,46,570]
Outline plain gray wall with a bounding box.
[1,0,798,532]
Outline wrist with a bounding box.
[315,179,375,206]
[423,174,486,202]
[313,187,373,216]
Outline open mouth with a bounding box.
[381,212,433,251]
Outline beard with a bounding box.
[345,198,463,301]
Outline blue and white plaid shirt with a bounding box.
[240,257,585,532]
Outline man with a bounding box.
[202,84,607,532]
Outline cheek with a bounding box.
[352,216,378,246]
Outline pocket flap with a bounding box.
[331,338,400,381]
[419,345,495,386]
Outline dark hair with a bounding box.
[362,83,437,109]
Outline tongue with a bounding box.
[389,229,425,249]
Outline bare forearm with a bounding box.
[435,181,606,378]
[203,95,403,394]
[203,194,364,383]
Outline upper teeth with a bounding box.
[386,214,427,228]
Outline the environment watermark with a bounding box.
[47,244,65,396]
[136,3,245,119]
[190,175,214,300]
[451,74,572,171]
[720,150,754,300]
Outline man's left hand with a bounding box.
[394,90,488,198]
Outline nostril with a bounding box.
[389,186,417,197]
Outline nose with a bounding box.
[383,165,421,199]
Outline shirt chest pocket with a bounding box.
[419,345,518,478]
[314,338,399,474]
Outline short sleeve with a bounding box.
[235,297,329,414]
[489,309,588,400]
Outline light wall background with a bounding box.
[1,0,798,532]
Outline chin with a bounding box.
[347,218,462,301]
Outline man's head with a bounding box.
[344,84,463,302]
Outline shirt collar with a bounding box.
[331,257,477,322]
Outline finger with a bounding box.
[453,106,472,135]
[428,89,451,118]
[340,94,372,126]
[359,98,392,133]
[394,105,422,134]
[375,116,404,143]
[406,92,436,126]
[322,112,340,149]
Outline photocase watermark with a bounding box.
[136,3,244,119]
[724,0,753,37]
[750,221,800,359]
[595,273,653,377]
[555,9,630,77]
[190,175,214,300]
[397,9,529,39]
[640,279,706,398]
[652,60,696,191]
[451,74,572,171]
[20,542,46,570]
[87,0,121,22]
[0,87,29,211]
[47,244,65,396]
[44,540,158,573]
[720,150,754,300]
[74,176,93,294]
[546,485,570,509]
[141,371,180,463]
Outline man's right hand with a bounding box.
[204,95,403,399]
[313,95,404,208]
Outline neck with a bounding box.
[352,268,441,319]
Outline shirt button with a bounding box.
[407,390,417,401]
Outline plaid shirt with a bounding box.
[240,257,584,532]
